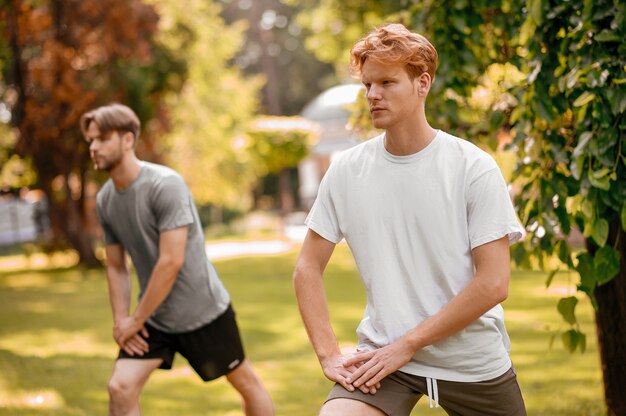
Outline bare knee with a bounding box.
[108,375,141,402]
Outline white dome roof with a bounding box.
[300,84,363,155]
[301,84,364,122]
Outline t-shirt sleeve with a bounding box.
[305,166,343,244]
[151,175,194,232]
[467,167,524,249]
[96,199,120,246]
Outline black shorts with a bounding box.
[118,304,245,381]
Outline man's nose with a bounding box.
[367,85,381,100]
[89,140,99,152]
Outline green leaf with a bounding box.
[564,67,581,90]
[607,88,626,115]
[529,0,544,25]
[562,329,579,352]
[576,252,596,292]
[588,173,611,191]
[557,296,578,325]
[570,156,584,180]
[592,168,611,179]
[556,240,573,267]
[573,132,592,159]
[573,91,595,107]
[621,204,626,232]
[536,96,555,121]
[595,29,621,42]
[591,218,609,246]
[519,18,537,47]
[581,199,594,220]
[594,246,620,285]
[545,268,559,288]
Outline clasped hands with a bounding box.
[113,316,150,356]
[322,338,415,395]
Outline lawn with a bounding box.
[0,243,605,415]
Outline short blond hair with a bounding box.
[80,103,141,145]
[350,23,438,81]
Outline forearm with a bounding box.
[294,268,341,364]
[342,268,509,389]
[132,259,181,325]
[106,267,132,322]
[403,270,507,352]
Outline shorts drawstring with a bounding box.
[426,377,440,408]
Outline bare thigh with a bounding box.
[320,398,386,416]
[110,358,163,391]
[225,359,261,394]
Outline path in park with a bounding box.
[205,224,307,260]
[0,225,309,271]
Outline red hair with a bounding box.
[350,23,438,80]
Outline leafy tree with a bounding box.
[0,122,35,191]
[292,0,524,139]
[296,0,625,412]
[152,0,262,215]
[221,0,338,116]
[246,115,317,214]
[0,0,185,265]
[509,0,626,412]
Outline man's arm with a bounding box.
[105,244,149,356]
[344,235,511,389]
[115,226,188,345]
[294,229,379,394]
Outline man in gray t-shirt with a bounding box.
[81,103,273,416]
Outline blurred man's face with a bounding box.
[85,122,124,172]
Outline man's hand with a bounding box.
[321,353,382,394]
[343,338,415,390]
[113,316,149,356]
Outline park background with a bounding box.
[0,0,625,415]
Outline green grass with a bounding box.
[0,244,605,415]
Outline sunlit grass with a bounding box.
[0,244,605,415]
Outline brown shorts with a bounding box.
[326,367,526,416]
[118,304,245,381]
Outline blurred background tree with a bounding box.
[221,0,338,116]
[0,0,187,265]
[151,0,263,224]
[246,115,317,215]
[219,0,339,214]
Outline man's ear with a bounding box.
[416,73,432,96]
[122,131,135,149]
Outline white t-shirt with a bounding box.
[305,130,524,382]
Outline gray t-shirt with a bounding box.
[96,162,230,333]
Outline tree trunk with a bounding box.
[40,171,100,268]
[592,225,626,415]
[250,0,282,115]
[7,1,24,127]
